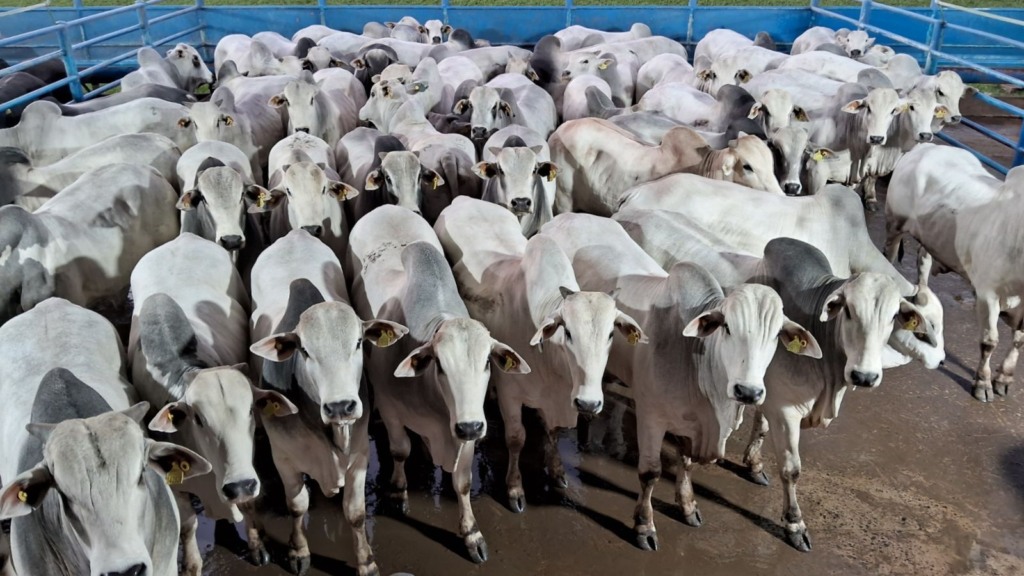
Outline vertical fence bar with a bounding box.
[858,0,872,30]
[194,0,208,62]
[441,0,449,28]
[925,0,945,74]
[56,22,85,102]
[809,0,820,27]
[564,0,573,30]
[317,0,326,26]
[72,0,90,61]
[687,0,697,48]
[136,0,153,46]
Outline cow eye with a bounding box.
[437,363,445,375]
[844,307,852,320]
[914,332,930,343]
[724,324,731,336]
[564,329,572,342]
[742,163,752,171]
[194,413,205,428]
[608,331,615,341]
[937,89,945,97]
[285,188,292,196]
[581,59,589,64]
[356,338,363,350]
[909,105,915,111]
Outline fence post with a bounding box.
[56,22,85,102]
[809,0,820,27]
[858,0,872,29]
[924,0,944,74]
[136,0,153,47]
[565,0,573,30]
[441,0,449,28]
[71,0,90,61]
[687,0,697,49]
[317,0,326,26]
[195,0,208,69]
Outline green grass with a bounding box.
[0,0,1017,6]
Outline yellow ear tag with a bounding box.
[166,462,186,486]
[17,490,28,503]
[378,330,394,347]
[904,317,919,331]
[546,169,557,182]
[598,62,609,70]
[935,108,946,119]
[812,150,826,162]
[503,354,516,371]
[262,400,280,418]
[433,175,441,190]
[786,337,807,354]
[627,329,641,346]
[256,190,271,209]
[166,410,175,423]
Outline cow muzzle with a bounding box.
[917,132,933,142]
[732,383,765,405]
[301,225,323,237]
[949,115,962,124]
[218,235,244,250]
[455,420,485,441]
[222,478,259,502]
[510,197,532,215]
[783,182,802,196]
[470,126,490,140]
[295,127,310,134]
[573,398,603,415]
[868,135,885,145]
[850,49,862,57]
[323,399,360,423]
[850,370,880,387]
[100,564,147,576]
[432,37,441,44]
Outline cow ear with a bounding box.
[696,69,714,82]
[865,37,876,50]
[718,151,736,176]
[327,180,359,201]
[965,85,978,96]
[177,117,192,129]
[615,311,647,345]
[25,423,56,443]
[735,69,752,83]
[409,81,428,94]
[146,440,212,485]
[363,319,409,348]
[490,341,531,374]
[176,190,202,211]
[535,161,558,182]
[748,102,764,119]
[779,318,822,359]
[121,401,150,424]
[149,401,192,434]
[530,313,564,347]
[793,106,809,122]
[385,21,396,29]
[250,332,301,362]
[528,144,544,155]
[933,105,950,120]
[421,169,444,189]
[418,25,427,34]
[442,24,453,34]
[473,161,499,179]
[841,99,865,113]
[245,187,285,213]
[453,99,470,115]
[821,291,846,321]
[597,58,614,71]
[897,299,929,335]
[0,463,53,520]
[809,147,836,162]
[499,101,514,117]
[250,385,299,418]
[394,344,434,377]
[365,169,383,191]
[351,58,367,71]
[268,94,288,108]
[683,310,726,338]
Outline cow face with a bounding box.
[562,52,615,83]
[929,70,967,126]
[901,86,946,143]
[722,134,786,195]
[457,86,514,140]
[475,146,554,217]
[186,101,243,146]
[365,151,441,215]
[748,89,808,134]
[178,165,269,250]
[263,161,357,236]
[0,406,211,576]
[252,302,408,426]
[166,43,213,92]
[820,273,928,388]
[768,125,811,196]
[359,80,410,131]
[149,368,294,506]
[683,284,820,405]
[423,19,449,44]
[505,55,540,82]
[836,29,875,58]
[841,88,904,145]
[270,79,327,139]
[395,318,530,441]
[531,288,646,415]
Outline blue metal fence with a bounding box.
[0,0,1022,170]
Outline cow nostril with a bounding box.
[455,421,485,440]
[510,197,532,212]
[869,136,884,145]
[218,235,243,250]
[573,398,603,415]
[851,49,862,57]
[950,115,962,123]
[783,183,801,196]
[301,225,323,237]
[222,478,258,501]
[295,127,310,134]
[102,564,146,576]
[432,37,441,44]
[918,132,933,142]
[850,370,880,387]
[732,384,764,405]
[323,400,358,420]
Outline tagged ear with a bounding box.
[421,169,444,189]
[842,99,865,113]
[245,187,285,213]
[490,341,531,374]
[528,144,544,155]
[442,24,453,34]
[268,94,288,108]
[499,101,514,117]
[535,161,557,182]
[897,300,929,335]
[453,99,470,115]
[473,161,499,179]
[177,117,193,128]
[149,401,191,434]
[121,401,150,424]
[933,104,950,119]
[779,318,822,359]
[965,85,978,96]
[793,106,809,122]
[683,310,726,338]
[251,385,299,418]
[748,103,764,119]
[529,313,564,347]
[615,311,647,345]
[810,147,836,162]
[394,343,434,377]
[597,58,613,71]
[351,58,366,70]
[409,81,428,94]
[250,332,301,362]
[696,69,714,82]
[365,169,383,190]
[735,69,752,83]
[0,464,53,520]
[363,319,409,348]
[328,180,359,201]
[146,440,213,485]
[418,25,427,34]
[176,190,201,211]
[821,291,846,321]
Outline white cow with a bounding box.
[0,298,210,576]
[455,73,558,139]
[540,213,820,550]
[269,70,359,149]
[635,53,694,99]
[0,163,179,324]
[121,44,213,93]
[476,131,557,237]
[349,205,530,564]
[791,26,875,58]
[554,23,652,51]
[886,144,1024,402]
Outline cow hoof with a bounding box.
[467,537,489,564]
[747,469,770,486]
[288,554,311,576]
[248,546,270,567]
[388,492,410,516]
[786,529,812,552]
[973,383,994,402]
[551,474,569,490]
[635,530,659,551]
[683,507,703,528]
[359,561,381,576]
[508,492,526,514]
[994,380,1010,396]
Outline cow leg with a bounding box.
[453,441,488,564]
[240,501,270,566]
[498,392,527,513]
[282,472,312,575]
[633,420,666,551]
[768,409,811,552]
[540,419,568,490]
[973,293,1000,402]
[176,492,203,576]
[382,415,412,515]
[343,456,379,576]
[741,408,771,486]
[882,209,905,264]
[673,454,702,527]
[994,324,1024,396]
[862,175,878,212]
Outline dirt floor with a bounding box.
[194,117,1024,576]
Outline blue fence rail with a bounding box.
[1,0,1022,170]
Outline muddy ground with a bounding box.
[193,118,1024,576]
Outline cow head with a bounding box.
[505,55,540,82]
[178,160,270,250]
[185,99,243,146]
[0,404,211,576]
[927,70,967,126]
[842,87,905,145]
[365,150,442,215]
[252,301,408,426]
[457,85,514,140]
[562,51,616,82]
[475,145,555,219]
[721,134,786,195]
[359,79,413,131]
[256,161,357,237]
[270,74,328,139]
[836,28,875,58]
[166,42,213,92]
[423,19,449,44]
[886,249,945,369]
[768,125,811,196]
[748,89,808,134]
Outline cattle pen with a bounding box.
[3,2,1024,576]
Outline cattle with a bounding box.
[0,98,195,166]
[252,31,341,72]
[435,197,646,512]
[344,132,445,220]
[176,157,270,255]
[455,73,558,139]
[886,144,1024,402]
[561,74,612,122]
[121,44,213,93]
[692,29,786,96]
[912,70,970,130]
[747,88,808,134]
[540,213,820,550]
[0,133,181,210]
[560,50,636,108]
[436,55,485,114]
[269,70,359,149]
[475,135,557,237]
[635,53,694,100]
[738,238,929,551]
[349,205,530,564]
[0,163,178,323]
[215,36,305,77]
[364,86,477,161]
[177,139,255,190]
[791,26,875,58]
[128,234,287,576]
[767,124,813,196]
[554,23,652,51]
[248,229,404,575]
[742,68,846,114]
[777,51,922,92]
[53,83,197,116]
[0,72,46,126]
[617,174,946,370]
[0,298,211,576]
[550,118,782,215]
